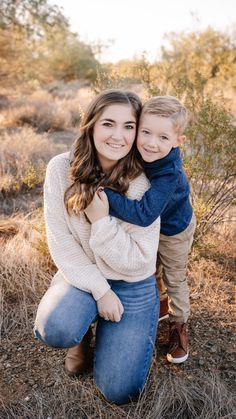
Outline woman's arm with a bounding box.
[85,190,160,276]
[90,215,160,276]
[44,157,110,301]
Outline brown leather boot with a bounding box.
[167,322,189,364]
[159,296,169,322]
[64,327,93,376]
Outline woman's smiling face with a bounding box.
[93,104,137,172]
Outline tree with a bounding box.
[0,0,68,33]
[0,0,99,87]
[161,27,236,84]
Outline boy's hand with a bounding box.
[97,289,124,322]
[84,189,109,224]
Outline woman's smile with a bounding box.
[105,142,125,149]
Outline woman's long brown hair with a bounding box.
[64,89,143,214]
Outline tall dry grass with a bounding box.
[0,88,90,132]
[0,212,54,339]
[0,212,235,418]
[0,127,66,195]
[0,368,235,418]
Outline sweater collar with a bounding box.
[143,147,181,170]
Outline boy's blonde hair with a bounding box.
[142,96,188,134]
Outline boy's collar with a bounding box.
[143,147,181,168]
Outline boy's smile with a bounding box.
[137,114,185,162]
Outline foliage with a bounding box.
[105,28,236,102]
[93,31,236,240]
[37,25,99,82]
[183,95,236,238]
[0,127,66,195]
[161,27,236,83]
[21,160,46,190]
[92,67,132,94]
[0,0,99,87]
[1,93,81,132]
[0,0,68,32]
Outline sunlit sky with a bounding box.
[51,0,235,62]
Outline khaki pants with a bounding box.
[156,214,197,323]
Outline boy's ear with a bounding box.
[177,135,186,145]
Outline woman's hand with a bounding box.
[84,189,109,224]
[97,289,124,322]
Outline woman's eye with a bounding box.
[125,125,135,130]
[103,122,112,127]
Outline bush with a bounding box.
[0,96,81,132]
[94,66,236,240]
[0,127,66,195]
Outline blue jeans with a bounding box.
[34,273,159,404]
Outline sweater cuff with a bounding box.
[91,280,111,301]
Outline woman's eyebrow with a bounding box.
[100,118,136,124]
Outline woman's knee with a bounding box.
[94,374,143,405]
[34,281,97,348]
[34,315,76,348]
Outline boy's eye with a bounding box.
[141,129,150,135]
[160,135,169,141]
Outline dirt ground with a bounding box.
[1,270,235,418]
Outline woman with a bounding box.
[34,90,160,405]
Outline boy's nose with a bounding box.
[146,137,158,147]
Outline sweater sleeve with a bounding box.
[104,171,181,227]
[89,215,160,276]
[44,158,110,301]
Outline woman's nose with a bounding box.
[110,126,124,140]
[111,131,123,140]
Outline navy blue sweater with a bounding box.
[105,147,193,236]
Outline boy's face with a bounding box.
[137,114,185,163]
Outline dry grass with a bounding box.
[0,211,235,418]
[0,127,66,195]
[189,221,236,310]
[0,88,91,133]
[0,212,54,338]
[0,365,235,418]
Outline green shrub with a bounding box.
[21,160,46,190]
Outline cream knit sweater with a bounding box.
[44,152,160,301]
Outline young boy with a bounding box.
[104,96,196,364]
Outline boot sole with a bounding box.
[166,352,189,363]
[158,314,169,322]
